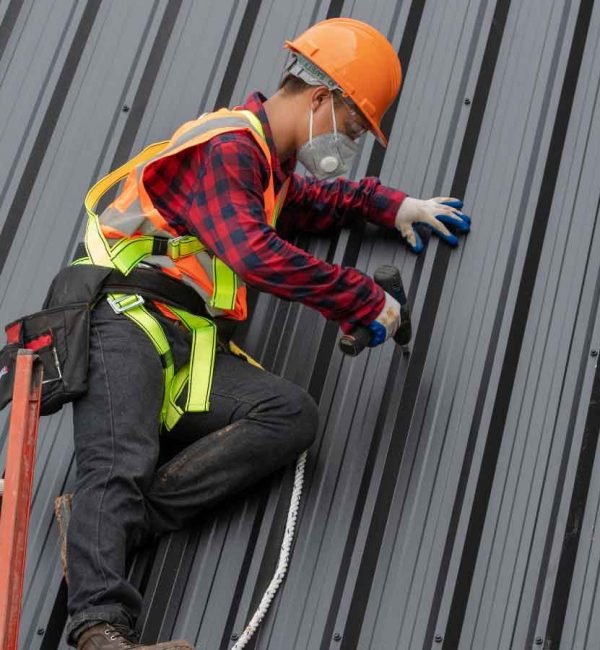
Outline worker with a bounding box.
[62,17,471,650]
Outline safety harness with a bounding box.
[72,109,305,649]
[78,110,282,430]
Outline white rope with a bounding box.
[230,450,308,649]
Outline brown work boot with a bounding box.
[76,622,195,649]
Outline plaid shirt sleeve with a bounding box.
[279,172,407,234]
[143,132,385,332]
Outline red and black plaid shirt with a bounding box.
[143,92,406,331]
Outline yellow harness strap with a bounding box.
[81,111,273,429]
[82,144,218,430]
[106,293,175,425]
[163,306,217,429]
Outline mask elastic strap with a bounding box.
[308,108,314,145]
[330,94,338,138]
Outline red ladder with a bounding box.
[0,350,43,650]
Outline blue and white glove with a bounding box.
[366,291,401,347]
[395,197,471,253]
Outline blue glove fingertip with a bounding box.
[436,214,470,233]
[441,199,464,210]
[441,199,471,227]
[366,320,387,347]
[433,228,458,247]
[408,229,425,254]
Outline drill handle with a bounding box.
[339,265,412,356]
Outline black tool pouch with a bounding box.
[0,303,91,415]
[0,265,113,415]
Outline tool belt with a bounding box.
[47,263,210,316]
[0,264,236,424]
[0,302,90,416]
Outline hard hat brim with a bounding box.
[373,125,388,147]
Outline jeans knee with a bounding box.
[285,386,319,452]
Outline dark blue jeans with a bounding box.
[65,300,318,645]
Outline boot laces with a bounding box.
[106,623,138,648]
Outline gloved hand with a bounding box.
[395,197,471,253]
[366,291,401,347]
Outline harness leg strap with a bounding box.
[106,293,175,426]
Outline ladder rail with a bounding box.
[0,350,43,650]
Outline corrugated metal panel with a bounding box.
[0,1,599,648]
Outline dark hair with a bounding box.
[279,74,344,104]
[278,74,311,94]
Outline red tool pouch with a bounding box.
[0,303,90,415]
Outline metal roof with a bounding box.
[1,0,600,648]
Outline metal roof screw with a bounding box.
[231,633,239,641]
[535,637,543,646]
[37,628,45,635]
[464,98,471,105]
[591,350,598,357]
[434,634,443,643]
[333,632,342,642]
[122,105,130,112]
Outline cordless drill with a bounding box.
[339,265,411,356]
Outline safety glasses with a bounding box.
[337,94,371,140]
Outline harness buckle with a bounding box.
[168,236,184,260]
[107,294,145,314]
[168,235,202,260]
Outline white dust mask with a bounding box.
[297,96,358,180]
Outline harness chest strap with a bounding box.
[82,155,219,428]
[82,123,238,311]
[83,112,284,313]
[82,110,285,428]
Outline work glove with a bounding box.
[395,197,471,253]
[366,291,401,347]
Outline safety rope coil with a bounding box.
[230,450,307,650]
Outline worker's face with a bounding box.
[297,87,364,179]
[308,88,370,141]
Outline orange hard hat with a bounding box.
[284,18,402,146]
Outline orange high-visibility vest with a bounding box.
[91,108,290,321]
[80,108,289,428]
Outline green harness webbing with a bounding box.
[80,112,274,430]
[82,144,224,430]
[102,292,216,430]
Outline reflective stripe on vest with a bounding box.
[82,108,288,429]
[85,109,290,319]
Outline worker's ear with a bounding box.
[309,86,331,112]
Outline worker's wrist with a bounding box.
[367,185,408,229]
[339,285,385,334]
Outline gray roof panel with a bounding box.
[1,1,600,649]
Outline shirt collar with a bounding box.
[240,92,296,186]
